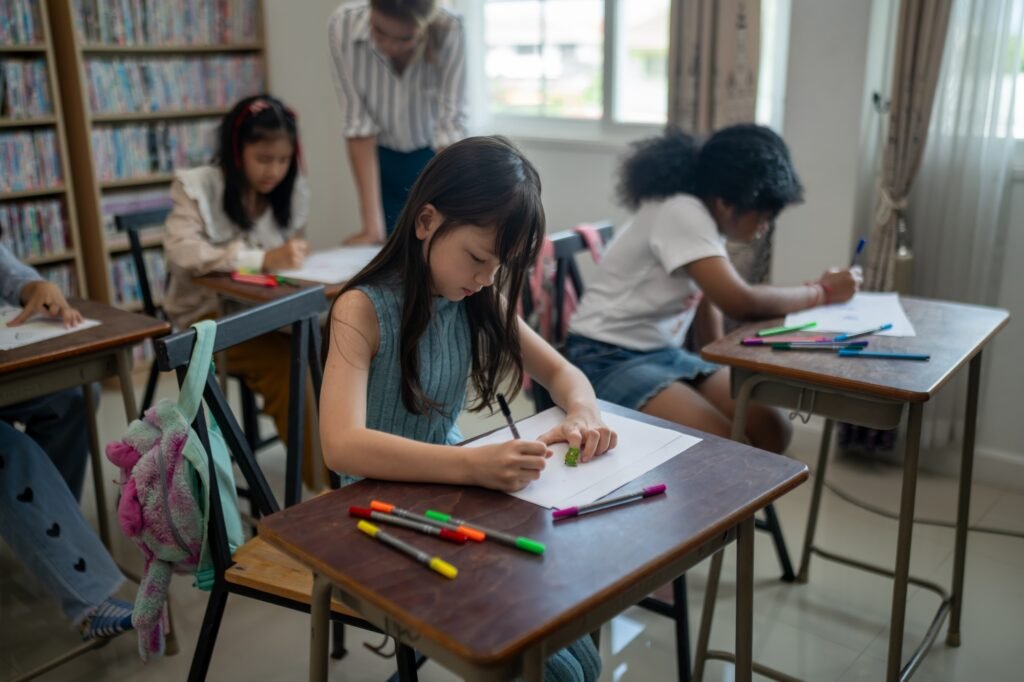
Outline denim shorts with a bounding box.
[564,334,721,411]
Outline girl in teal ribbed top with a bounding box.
[320,136,616,681]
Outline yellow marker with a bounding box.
[357,520,458,579]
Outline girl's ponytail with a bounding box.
[616,126,699,211]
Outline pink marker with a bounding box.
[742,336,830,345]
[553,484,667,520]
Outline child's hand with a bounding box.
[538,408,617,464]
[264,238,309,270]
[469,440,552,492]
[11,281,83,328]
[818,267,862,304]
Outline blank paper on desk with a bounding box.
[275,246,381,284]
[0,306,100,350]
[784,292,916,336]
[470,406,700,509]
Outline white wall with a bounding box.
[262,1,361,250]
[771,0,876,285]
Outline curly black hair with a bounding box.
[616,124,804,216]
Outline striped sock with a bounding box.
[80,597,134,641]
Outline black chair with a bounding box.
[521,222,615,411]
[118,209,276,452]
[155,287,418,681]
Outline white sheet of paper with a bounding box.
[275,246,381,285]
[470,407,700,509]
[783,292,916,336]
[0,306,101,351]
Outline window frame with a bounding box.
[466,0,667,144]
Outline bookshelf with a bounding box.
[1,0,86,297]
[46,0,267,311]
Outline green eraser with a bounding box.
[424,509,450,522]
[565,447,580,467]
[515,537,546,554]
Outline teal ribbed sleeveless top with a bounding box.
[357,281,471,446]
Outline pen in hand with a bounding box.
[496,393,520,439]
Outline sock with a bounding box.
[80,597,134,641]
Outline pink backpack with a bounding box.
[524,223,605,346]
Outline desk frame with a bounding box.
[692,353,983,682]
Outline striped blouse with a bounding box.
[328,1,467,153]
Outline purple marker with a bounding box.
[553,484,667,520]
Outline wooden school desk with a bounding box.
[192,272,344,309]
[0,299,170,548]
[699,296,1008,682]
[258,402,809,682]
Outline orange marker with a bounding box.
[370,500,486,542]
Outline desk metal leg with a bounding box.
[81,385,110,548]
[948,352,981,647]
[887,402,923,682]
[798,418,834,582]
[310,573,332,682]
[522,643,545,682]
[692,549,723,682]
[736,517,755,682]
[116,348,139,422]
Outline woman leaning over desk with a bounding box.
[329,0,467,243]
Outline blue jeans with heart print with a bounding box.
[0,420,124,624]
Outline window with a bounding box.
[482,0,670,124]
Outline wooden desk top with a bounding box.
[259,404,807,668]
[0,299,170,374]
[701,297,1008,403]
[192,273,343,305]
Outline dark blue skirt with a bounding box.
[564,333,721,411]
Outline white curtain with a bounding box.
[908,0,1024,451]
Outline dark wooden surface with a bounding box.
[259,402,807,667]
[0,298,170,374]
[701,297,1008,403]
[193,272,344,305]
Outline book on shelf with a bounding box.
[72,0,260,46]
[38,262,79,297]
[1,0,43,45]
[101,187,172,232]
[0,198,69,259]
[91,118,217,182]
[110,250,166,308]
[85,55,262,115]
[0,129,61,192]
[1,58,52,119]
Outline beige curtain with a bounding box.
[864,0,953,291]
[668,0,761,135]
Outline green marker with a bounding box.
[274,275,301,287]
[424,509,545,555]
[565,447,580,467]
[756,321,818,337]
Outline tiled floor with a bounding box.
[2,377,1023,681]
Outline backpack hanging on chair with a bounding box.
[105,320,244,660]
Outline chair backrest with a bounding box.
[117,208,172,319]
[522,222,614,411]
[154,286,328,573]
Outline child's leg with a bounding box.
[539,635,602,682]
[0,422,124,625]
[0,388,90,499]
[640,377,733,439]
[225,332,325,489]
[695,368,792,454]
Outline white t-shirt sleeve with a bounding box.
[648,197,727,275]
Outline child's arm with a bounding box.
[691,294,724,349]
[518,318,617,463]
[686,255,861,320]
[320,291,550,492]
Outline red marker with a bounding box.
[231,272,278,287]
[349,506,467,544]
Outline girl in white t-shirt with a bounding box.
[566,124,861,453]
